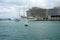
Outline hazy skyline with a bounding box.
[0,0,60,18]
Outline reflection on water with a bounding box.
[0,21,60,40]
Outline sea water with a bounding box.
[0,21,60,40]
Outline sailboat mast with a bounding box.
[19,8,20,19]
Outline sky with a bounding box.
[0,0,60,18]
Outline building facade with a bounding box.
[26,7,47,20]
[27,7,60,20]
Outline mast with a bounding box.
[19,8,20,19]
[24,4,29,26]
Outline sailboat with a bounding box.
[15,8,20,22]
[23,13,29,26]
[21,6,29,26]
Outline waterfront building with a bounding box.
[27,7,60,20]
[49,7,60,20]
[26,7,47,20]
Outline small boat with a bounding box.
[15,8,20,22]
[15,19,19,22]
[24,18,29,26]
[24,24,28,26]
[24,20,29,26]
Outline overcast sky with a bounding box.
[0,0,60,18]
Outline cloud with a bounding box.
[0,0,60,8]
[0,5,19,18]
[0,0,60,18]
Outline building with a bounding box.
[26,7,47,20]
[49,7,60,20]
[27,7,60,20]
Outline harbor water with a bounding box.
[0,21,60,40]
